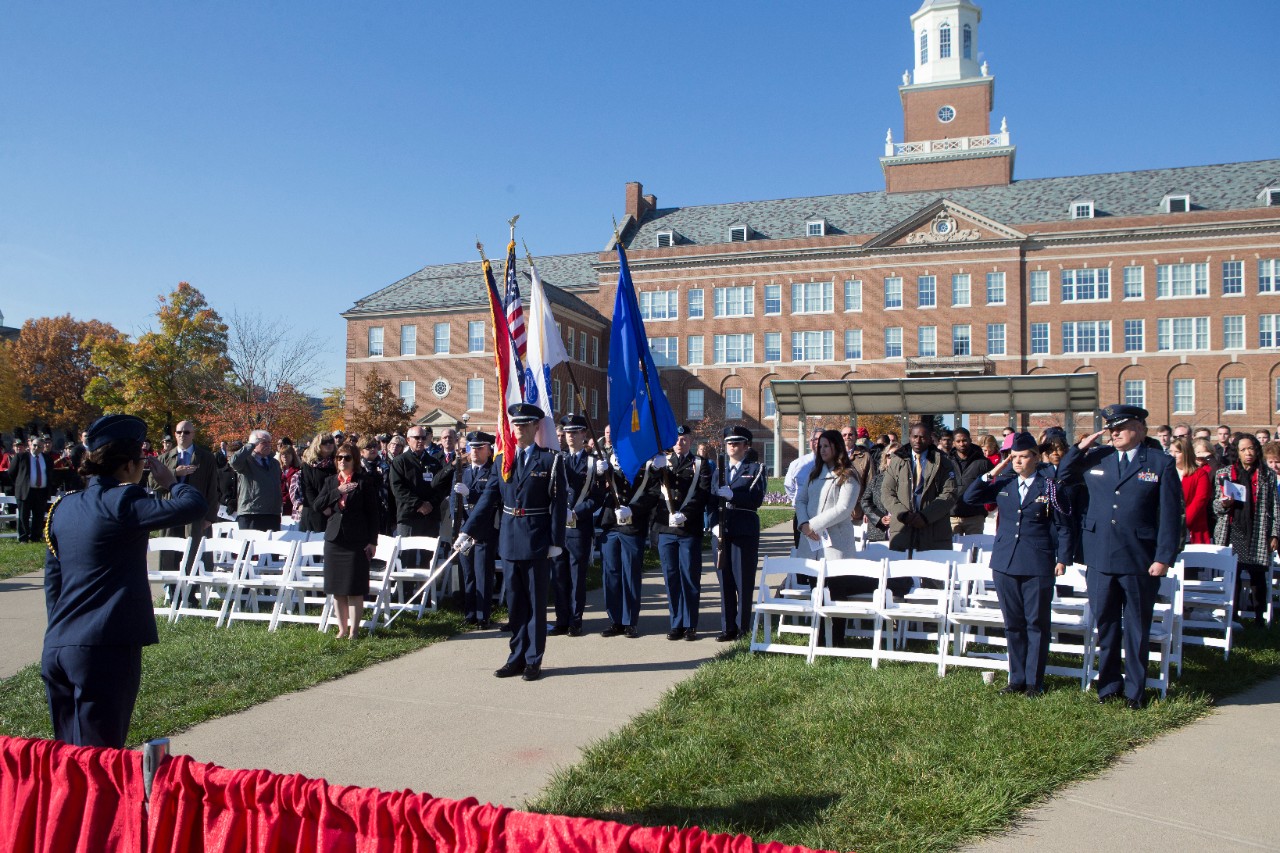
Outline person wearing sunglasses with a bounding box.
[229,430,282,532]
[298,433,338,534]
[389,426,453,571]
[153,420,221,574]
[316,443,381,639]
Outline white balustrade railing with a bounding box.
[885,132,1010,157]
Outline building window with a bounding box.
[987,323,1006,356]
[713,286,754,317]
[553,379,561,413]
[398,380,415,409]
[1276,378,1280,412]
[566,383,575,412]
[1062,320,1111,354]
[763,387,776,419]
[466,378,484,410]
[725,388,743,420]
[1223,315,1245,349]
[963,23,972,58]
[762,440,776,476]
[650,336,678,367]
[656,230,673,248]
[687,288,704,319]
[578,334,587,362]
[1155,263,1208,298]
[687,389,705,420]
[764,284,783,315]
[468,320,485,352]
[1123,266,1144,300]
[986,272,1006,305]
[884,277,903,310]
[687,335,704,365]
[591,336,599,365]
[844,279,863,312]
[1157,317,1210,351]
[952,324,972,356]
[1265,188,1280,207]
[952,274,971,307]
[917,276,937,309]
[368,327,384,357]
[713,333,754,364]
[729,226,748,243]
[590,388,599,418]
[844,329,863,360]
[806,220,825,237]
[1071,201,1094,220]
[792,330,833,362]
[1172,379,1195,414]
[919,29,928,64]
[1162,194,1191,213]
[917,326,937,358]
[401,325,418,356]
[432,323,448,354]
[1123,379,1146,409]
[792,281,834,313]
[938,21,951,58]
[1260,259,1280,293]
[566,328,575,357]
[1029,270,1050,304]
[1123,319,1144,352]
[639,290,678,320]
[1061,268,1110,302]
[764,332,782,363]
[1030,322,1050,355]
[1260,315,1280,349]
[1223,378,1245,413]
[1222,261,1243,295]
[885,327,903,359]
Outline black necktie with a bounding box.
[1118,451,1130,477]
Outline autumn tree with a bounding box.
[9,315,121,432]
[346,368,417,436]
[0,343,29,433]
[86,282,230,440]
[316,386,346,434]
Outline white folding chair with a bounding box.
[0,496,18,539]
[874,558,953,675]
[147,536,195,622]
[945,562,1009,672]
[227,528,270,543]
[356,536,403,634]
[172,537,247,626]
[810,557,885,662]
[210,521,238,538]
[1147,574,1182,698]
[225,539,297,626]
[389,535,441,618]
[1046,563,1094,689]
[1172,549,1237,660]
[953,534,995,565]
[272,540,331,631]
[748,557,821,658]
[272,529,309,542]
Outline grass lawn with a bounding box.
[0,542,45,581]
[530,625,1280,853]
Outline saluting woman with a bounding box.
[316,443,380,639]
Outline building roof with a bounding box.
[625,158,1280,249]
[344,252,603,320]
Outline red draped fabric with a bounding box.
[0,735,147,853]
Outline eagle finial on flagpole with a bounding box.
[508,214,520,241]
[611,215,622,249]
[475,238,487,261]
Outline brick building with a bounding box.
[344,0,1280,472]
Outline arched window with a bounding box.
[963,24,972,59]
[919,30,928,64]
[939,22,951,59]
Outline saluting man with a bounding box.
[552,414,605,637]
[964,433,1074,696]
[451,431,498,629]
[709,426,767,642]
[456,403,567,682]
[1056,404,1183,709]
[653,425,711,641]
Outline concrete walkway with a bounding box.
[0,567,49,679]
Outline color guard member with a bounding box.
[709,426,767,642]
[653,425,711,641]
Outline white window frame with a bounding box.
[729,225,749,243]
[885,327,903,359]
[1156,263,1209,299]
[401,324,418,356]
[1260,259,1280,294]
[725,388,743,420]
[791,330,833,362]
[917,275,937,309]
[884,277,903,310]
[1222,261,1243,296]
[764,331,782,363]
[763,387,777,419]
[1172,379,1195,414]
[1123,379,1146,409]
[1162,194,1191,213]
[1030,322,1050,355]
[686,335,704,366]
[1123,318,1144,353]
[639,289,679,321]
[1071,200,1095,219]
[986,323,1006,356]
[398,380,415,409]
[1029,270,1050,305]
[687,388,705,420]
[938,21,951,58]
[844,328,863,360]
[792,281,834,314]
[985,271,1006,305]
[844,279,863,312]
[713,285,754,318]
[368,326,384,357]
[1062,320,1111,354]
[656,230,674,248]
[1223,315,1245,350]
[1223,377,1246,414]
[591,388,599,418]
[1156,316,1210,352]
[1123,266,1144,300]
[951,273,971,308]
[1259,314,1280,349]
[763,284,783,316]
[466,377,484,410]
[687,288,704,319]
[591,336,599,366]
[918,326,937,358]
[952,324,972,357]
[467,320,485,352]
[649,336,678,367]
[1061,268,1111,302]
[713,333,754,364]
[806,220,825,237]
[432,322,449,354]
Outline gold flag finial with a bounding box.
[611,215,622,248]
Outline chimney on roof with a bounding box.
[625,181,656,222]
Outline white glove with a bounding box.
[650,454,668,469]
[716,486,734,500]
[711,525,721,539]
[616,506,633,524]
[453,533,475,554]
[548,545,563,558]
[595,458,609,475]
[670,511,687,526]
[453,482,469,498]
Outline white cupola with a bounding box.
[909,0,983,86]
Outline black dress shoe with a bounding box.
[999,685,1027,695]
[666,628,686,641]
[498,622,512,632]
[601,624,625,637]
[521,665,542,682]
[1024,687,1045,698]
[463,616,479,626]
[715,631,738,642]
[549,625,570,636]
[625,625,640,639]
[494,662,525,678]
[567,625,582,637]
[477,619,492,630]
[1098,691,1124,705]
[1125,697,1145,710]
[684,629,698,641]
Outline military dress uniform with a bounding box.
[708,427,767,641]
[460,405,567,679]
[598,457,662,637]
[1056,405,1183,706]
[653,427,711,640]
[553,415,604,635]
[456,433,499,626]
[963,433,1074,693]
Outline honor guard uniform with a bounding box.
[708,426,767,641]
[599,450,663,638]
[552,414,604,636]
[653,425,711,641]
[1056,404,1183,708]
[456,404,567,681]
[452,431,498,627]
[963,433,1074,695]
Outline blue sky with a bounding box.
[2,1,1275,393]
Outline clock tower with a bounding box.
[881,0,1015,193]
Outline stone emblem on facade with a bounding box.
[905,212,982,245]
[432,378,451,399]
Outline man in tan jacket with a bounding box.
[882,421,959,552]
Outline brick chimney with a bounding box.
[625,181,656,222]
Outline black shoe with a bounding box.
[666,628,686,641]
[498,622,512,632]
[715,631,738,642]
[1098,691,1124,705]
[1024,687,1045,698]
[463,616,480,626]
[625,625,640,639]
[567,624,582,637]
[684,629,698,642]
[549,625,570,636]
[494,662,525,678]
[601,624,625,638]
[999,685,1027,695]
[521,665,543,682]
[477,619,492,630]
[1125,697,1146,711]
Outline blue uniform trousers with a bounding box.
[460,539,496,622]
[41,644,142,748]
[718,532,758,637]
[602,529,645,627]
[1088,569,1160,700]
[992,571,1055,689]
[553,529,592,629]
[506,558,550,668]
[657,532,701,631]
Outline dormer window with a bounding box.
[1162,194,1191,213]
[729,225,749,243]
[656,230,674,248]
[938,22,951,59]
[1259,186,1280,207]
[1071,200,1095,220]
[806,220,826,237]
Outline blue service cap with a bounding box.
[1009,432,1038,453]
[508,403,545,425]
[675,424,692,436]
[86,414,147,452]
[1100,404,1149,430]
[722,425,752,443]
[559,413,588,431]
[466,431,495,446]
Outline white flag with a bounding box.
[525,257,570,449]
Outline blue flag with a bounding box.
[607,241,678,481]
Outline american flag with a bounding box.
[502,240,528,362]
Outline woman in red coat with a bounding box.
[1172,437,1211,544]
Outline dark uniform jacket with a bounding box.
[44,477,207,648]
[599,460,662,535]
[458,460,499,543]
[389,449,453,534]
[652,451,711,537]
[708,453,767,537]
[462,446,567,561]
[964,470,1073,575]
[562,449,605,535]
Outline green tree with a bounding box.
[346,368,416,436]
[317,386,346,434]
